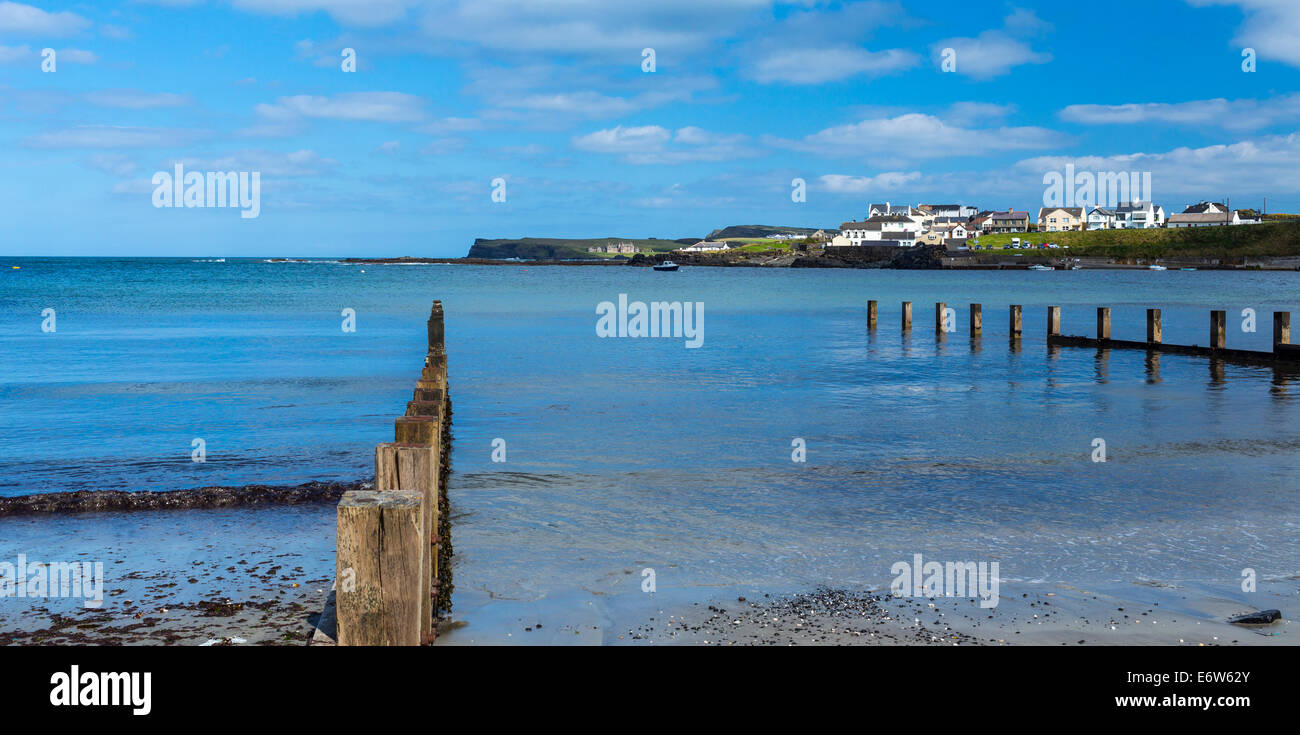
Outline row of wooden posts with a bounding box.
[867,300,1298,364]
[335,300,453,646]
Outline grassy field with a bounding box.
[971,221,1300,258]
[724,238,796,252]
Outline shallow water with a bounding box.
[1,258,1298,633]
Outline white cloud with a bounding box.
[24,125,204,149]
[231,0,415,26]
[574,125,672,154]
[740,1,919,84]
[416,0,770,57]
[85,153,138,176]
[1061,93,1300,130]
[0,2,91,36]
[57,48,97,64]
[747,46,918,84]
[945,101,1017,126]
[1015,132,1300,197]
[819,172,923,194]
[419,138,467,156]
[85,89,191,109]
[255,92,430,123]
[167,149,338,177]
[932,11,1052,79]
[771,113,1064,161]
[100,24,132,41]
[463,64,716,128]
[0,42,28,63]
[415,117,483,135]
[1188,0,1300,68]
[573,124,754,164]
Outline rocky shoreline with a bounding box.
[341,245,947,269]
[0,480,364,516]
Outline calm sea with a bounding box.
[2,257,1298,624]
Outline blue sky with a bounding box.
[3,0,1300,256]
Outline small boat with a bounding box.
[1180,267,1197,271]
[653,260,680,271]
[1148,264,1167,271]
[1028,264,1053,271]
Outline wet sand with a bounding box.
[0,504,337,646]
[2,503,1293,646]
[434,580,1295,646]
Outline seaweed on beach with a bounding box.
[0,480,366,517]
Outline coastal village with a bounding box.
[677,200,1269,254]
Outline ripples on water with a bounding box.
[0,258,1297,598]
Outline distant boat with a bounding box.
[1028,264,1053,271]
[1180,267,1197,271]
[1148,264,1168,271]
[653,261,680,271]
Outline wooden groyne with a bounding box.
[325,300,453,646]
[1046,306,1297,367]
[870,301,1300,367]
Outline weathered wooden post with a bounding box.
[901,301,912,332]
[935,302,945,334]
[867,300,878,329]
[1210,310,1226,350]
[1147,308,1162,344]
[1010,305,1022,340]
[336,490,423,646]
[329,297,453,648]
[1047,306,1060,338]
[428,300,444,354]
[1097,308,1110,340]
[395,415,440,445]
[374,443,438,644]
[1275,312,1291,350]
[969,304,982,336]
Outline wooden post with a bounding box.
[1097,308,1110,340]
[1009,305,1022,339]
[375,444,438,644]
[1047,306,1060,337]
[969,304,982,336]
[1275,312,1291,350]
[428,301,444,354]
[867,300,877,329]
[405,401,443,418]
[1210,310,1226,350]
[1147,308,1162,344]
[413,388,443,404]
[336,490,422,646]
[901,302,912,332]
[395,416,440,445]
[935,302,946,334]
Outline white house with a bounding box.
[927,221,970,241]
[836,215,923,246]
[679,240,732,252]
[920,204,978,219]
[1113,201,1165,228]
[868,202,930,224]
[1183,201,1230,215]
[1088,207,1116,229]
[1167,211,1242,227]
[1166,202,1242,227]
